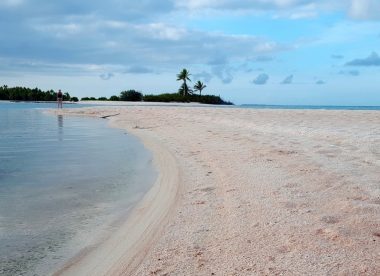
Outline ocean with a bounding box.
[0,102,156,275]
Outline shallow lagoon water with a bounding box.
[0,102,156,275]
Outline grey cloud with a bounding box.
[0,7,289,76]
[349,0,380,20]
[212,66,233,84]
[237,63,254,73]
[345,52,380,66]
[316,80,325,85]
[252,73,269,85]
[124,66,153,74]
[193,71,213,83]
[339,70,360,76]
[99,72,114,80]
[1,1,175,21]
[331,54,344,59]
[281,74,293,84]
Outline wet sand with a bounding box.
[56,106,380,275]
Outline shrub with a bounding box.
[119,90,143,101]
[71,97,79,102]
[143,93,233,105]
[109,95,119,101]
[143,93,187,102]
[98,97,108,101]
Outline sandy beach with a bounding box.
[55,105,380,275]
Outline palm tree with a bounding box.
[194,81,207,97]
[176,68,191,96]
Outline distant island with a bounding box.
[82,69,233,105]
[0,69,234,105]
[0,85,78,102]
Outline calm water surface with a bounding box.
[0,102,156,275]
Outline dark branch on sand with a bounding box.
[100,113,120,119]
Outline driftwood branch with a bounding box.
[100,113,120,119]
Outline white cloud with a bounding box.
[176,0,316,10]
[137,23,188,41]
[175,1,380,21]
[349,0,380,20]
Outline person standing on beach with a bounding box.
[57,89,63,108]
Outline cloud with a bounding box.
[193,71,213,83]
[99,72,114,80]
[251,55,274,62]
[176,0,318,11]
[212,66,234,84]
[174,1,370,21]
[331,54,344,59]
[338,69,360,76]
[316,80,325,85]
[345,52,380,66]
[281,74,293,84]
[252,73,269,85]
[173,1,380,22]
[0,3,290,76]
[124,66,153,74]
[349,0,380,20]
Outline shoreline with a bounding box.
[53,115,182,275]
[54,106,379,275]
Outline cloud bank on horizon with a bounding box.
[0,0,379,105]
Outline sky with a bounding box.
[1,0,380,105]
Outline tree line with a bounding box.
[0,85,77,102]
[1,69,233,105]
[81,69,233,105]
[81,89,232,105]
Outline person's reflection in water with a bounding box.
[57,115,63,141]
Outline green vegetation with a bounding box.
[194,81,207,97]
[143,93,233,105]
[0,85,72,101]
[2,69,233,105]
[109,95,119,101]
[176,68,192,96]
[81,97,96,101]
[119,90,143,101]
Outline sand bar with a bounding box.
[55,105,379,275]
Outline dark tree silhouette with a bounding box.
[194,81,207,97]
[176,68,191,96]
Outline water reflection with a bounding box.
[57,115,63,139]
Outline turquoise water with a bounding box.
[0,102,156,275]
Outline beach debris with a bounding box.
[100,113,120,119]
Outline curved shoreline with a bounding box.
[52,106,380,275]
[54,116,181,275]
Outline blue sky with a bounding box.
[1,0,380,105]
